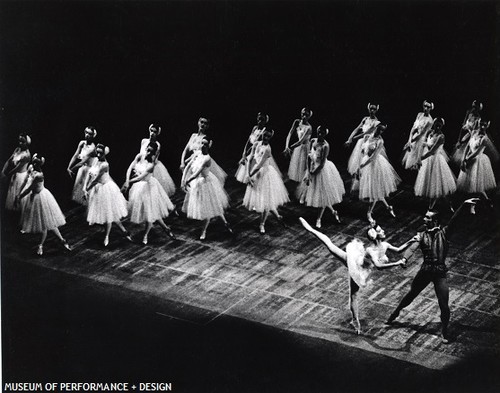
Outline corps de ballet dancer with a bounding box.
[84,144,132,247]
[244,128,290,234]
[300,217,411,334]
[182,137,233,240]
[345,103,381,190]
[180,117,227,186]
[236,112,270,183]
[137,123,176,197]
[402,100,434,170]
[67,126,97,205]
[457,120,497,211]
[15,154,72,256]
[297,125,345,228]
[386,198,478,343]
[283,107,313,183]
[122,142,176,245]
[2,132,32,212]
[451,100,482,168]
[358,124,400,224]
[414,118,456,211]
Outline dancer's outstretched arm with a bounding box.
[299,217,347,266]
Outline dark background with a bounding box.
[1,0,499,202]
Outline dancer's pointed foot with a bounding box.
[367,212,376,226]
[142,234,148,245]
[387,205,396,218]
[224,222,233,235]
[103,236,109,247]
[441,334,451,344]
[315,219,322,229]
[349,319,361,335]
[164,227,177,240]
[61,239,72,251]
[123,231,133,242]
[37,244,43,256]
[259,224,265,234]
[199,231,206,241]
[333,210,342,224]
[449,204,455,213]
[385,310,399,325]
[470,204,476,215]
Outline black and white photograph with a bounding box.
[1,1,499,392]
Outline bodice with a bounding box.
[296,123,311,143]
[413,113,433,132]
[361,137,379,156]
[134,160,153,181]
[12,149,30,167]
[463,113,480,131]
[254,142,270,167]
[89,161,111,184]
[29,171,44,194]
[309,139,327,171]
[469,134,484,154]
[361,117,380,134]
[249,127,264,145]
[187,133,206,152]
[191,154,211,177]
[78,142,95,160]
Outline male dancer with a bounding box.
[386,198,479,343]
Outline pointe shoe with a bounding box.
[37,244,43,256]
[367,212,376,226]
[224,222,233,235]
[349,319,361,335]
[333,210,342,224]
[164,227,177,240]
[385,310,399,325]
[387,205,396,218]
[470,204,476,215]
[259,224,266,234]
[103,236,109,247]
[441,334,451,344]
[61,239,72,251]
[123,231,133,242]
[449,204,455,213]
[142,235,148,245]
[315,219,322,228]
[199,231,206,241]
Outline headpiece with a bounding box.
[472,100,483,111]
[423,100,434,110]
[32,153,45,166]
[367,103,380,112]
[96,143,110,156]
[149,123,161,135]
[317,125,329,135]
[301,107,313,118]
[433,117,445,127]
[85,126,97,138]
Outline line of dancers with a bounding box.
[2,101,496,343]
[2,100,498,255]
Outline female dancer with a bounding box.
[457,120,497,210]
[414,118,457,211]
[283,107,313,182]
[345,104,381,188]
[182,137,232,240]
[299,217,410,334]
[244,128,290,234]
[451,100,482,167]
[402,100,434,170]
[235,112,269,184]
[16,154,71,256]
[137,123,176,196]
[2,133,32,211]
[358,124,400,224]
[123,143,176,245]
[67,126,97,205]
[298,126,345,228]
[180,117,227,186]
[84,144,132,247]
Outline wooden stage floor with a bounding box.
[3,172,500,371]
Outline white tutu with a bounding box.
[244,165,289,212]
[5,171,28,211]
[457,153,497,193]
[359,155,401,202]
[21,188,66,233]
[288,143,309,182]
[185,171,229,220]
[236,155,282,184]
[129,176,174,223]
[72,165,91,205]
[153,160,176,196]
[87,180,128,225]
[346,240,371,288]
[402,138,425,170]
[298,161,345,207]
[415,147,457,198]
[347,139,364,175]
